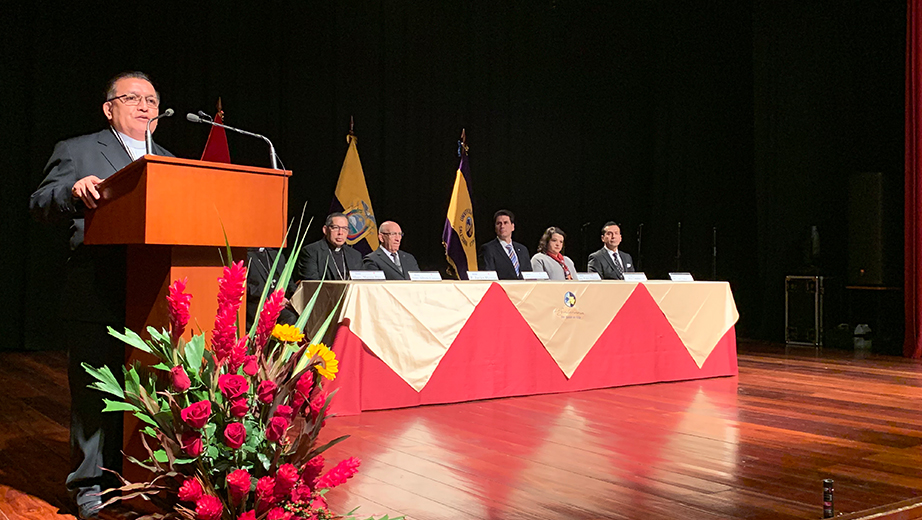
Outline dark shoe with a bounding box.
[77,500,103,520]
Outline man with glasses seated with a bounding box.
[296,212,364,280]
[29,72,173,519]
[362,221,420,280]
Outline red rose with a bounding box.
[181,430,203,457]
[181,400,211,429]
[171,366,191,392]
[177,477,204,502]
[257,380,277,403]
[273,463,298,497]
[223,422,247,449]
[274,405,293,420]
[267,507,293,520]
[195,495,223,520]
[238,512,256,520]
[218,374,249,400]
[243,355,259,377]
[229,397,249,418]
[226,469,252,503]
[264,416,289,443]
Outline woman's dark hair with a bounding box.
[537,226,566,254]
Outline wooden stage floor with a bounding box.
[1,342,921,520]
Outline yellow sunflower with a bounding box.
[307,343,339,380]
[271,323,304,343]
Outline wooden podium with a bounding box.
[84,155,290,481]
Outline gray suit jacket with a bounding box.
[531,252,578,280]
[587,247,635,280]
[363,248,421,280]
[29,128,173,323]
[296,239,364,281]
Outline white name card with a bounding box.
[350,270,385,280]
[522,271,550,280]
[467,271,499,281]
[576,272,602,281]
[623,272,648,282]
[409,271,442,281]
[669,272,695,282]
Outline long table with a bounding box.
[291,280,739,415]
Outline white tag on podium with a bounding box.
[467,271,498,281]
[623,272,648,282]
[669,272,695,282]
[522,271,550,280]
[576,272,602,281]
[350,270,385,280]
[409,271,442,281]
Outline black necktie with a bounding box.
[612,251,623,279]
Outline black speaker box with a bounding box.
[847,172,899,286]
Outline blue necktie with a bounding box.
[506,244,520,276]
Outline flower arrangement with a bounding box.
[85,248,396,520]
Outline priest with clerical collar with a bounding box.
[296,212,364,281]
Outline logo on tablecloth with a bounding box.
[564,291,576,307]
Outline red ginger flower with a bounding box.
[228,334,250,373]
[255,476,277,514]
[195,495,223,520]
[243,355,258,376]
[167,278,192,343]
[316,457,361,490]
[273,463,299,497]
[238,512,256,520]
[255,290,286,351]
[212,261,246,364]
[300,455,325,491]
[274,404,293,420]
[227,468,252,503]
[177,477,204,502]
[267,507,293,520]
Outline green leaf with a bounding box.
[257,452,271,471]
[151,362,171,371]
[107,326,154,355]
[152,449,169,463]
[133,411,159,427]
[142,426,158,438]
[308,434,349,459]
[185,334,205,373]
[101,400,140,413]
[206,445,219,459]
[82,363,125,399]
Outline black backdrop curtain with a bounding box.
[0,1,904,351]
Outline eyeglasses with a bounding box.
[107,93,160,108]
[327,225,348,232]
[381,232,405,237]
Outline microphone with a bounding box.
[145,108,174,155]
[187,111,279,169]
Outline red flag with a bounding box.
[200,98,231,163]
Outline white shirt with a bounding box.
[117,131,147,161]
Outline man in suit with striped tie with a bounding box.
[478,209,531,280]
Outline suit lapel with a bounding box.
[96,129,132,177]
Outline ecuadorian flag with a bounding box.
[442,133,477,279]
[331,133,379,255]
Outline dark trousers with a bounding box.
[64,320,125,505]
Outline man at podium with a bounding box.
[29,71,173,519]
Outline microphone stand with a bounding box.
[636,223,643,272]
[711,227,717,280]
[188,112,279,169]
[675,221,682,271]
[145,108,174,155]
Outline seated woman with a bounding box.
[530,226,577,280]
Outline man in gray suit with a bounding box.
[296,212,364,280]
[29,72,173,518]
[588,221,635,280]
[363,221,420,279]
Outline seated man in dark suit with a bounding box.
[296,212,363,280]
[587,221,635,280]
[478,209,530,280]
[29,71,173,519]
[363,221,420,279]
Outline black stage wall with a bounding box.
[0,1,904,350]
